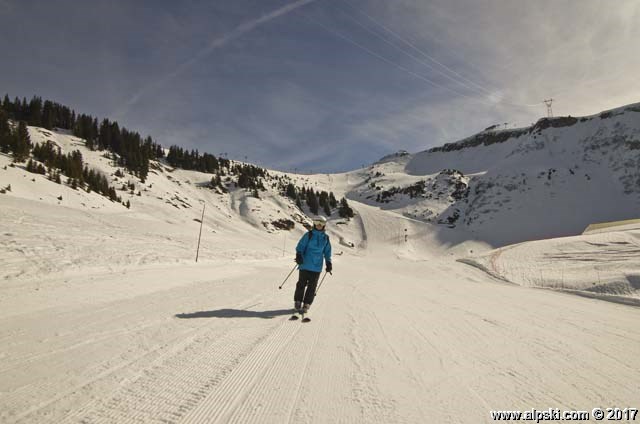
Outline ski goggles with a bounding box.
[312,219,326,227]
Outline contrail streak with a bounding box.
[114,0,318,117]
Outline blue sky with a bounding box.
[1,0,639,172]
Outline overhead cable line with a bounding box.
[339,10,493,98]
[301,13,497,106]
[338,0,496,97]
[337,0,542,108]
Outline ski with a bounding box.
[289,309,302,320]
[289,309,310,322]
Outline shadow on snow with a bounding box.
[175,308,293,319]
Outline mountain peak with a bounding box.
[375,150,410,164]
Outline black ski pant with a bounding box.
[294,269,320,305]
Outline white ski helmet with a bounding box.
[312,215,327,227]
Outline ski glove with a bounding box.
[295,252,303,265]
[326,261,332,273]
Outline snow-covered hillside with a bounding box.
[0,126,367,281]
[350,102,640,246]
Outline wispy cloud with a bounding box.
[113,0,318,118]
[362,0,640,114]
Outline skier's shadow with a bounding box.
[175,308,292,319]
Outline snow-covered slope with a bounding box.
[349,102,640,246]
[0,126,365,282]
[459,225,640,304]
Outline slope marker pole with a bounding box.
[195,203,206,263]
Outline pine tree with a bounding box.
[92,118,99,146]
[338,197,354,218]
[41,101,54,129]
[323,202,331,217]
[307,190,319,215]
[139,150,149,182]
[329,192,338,208]
[20,97,28,121]
[13,121,31,162]
[98,119,111,150]
[238,173,249,189]
[0,107,11,153]
[286,183,296,199]
[28,97,43,127]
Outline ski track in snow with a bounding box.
[68,314,289,423]
[3,244,640,423]
[3,291,264,423]
[178,317,300,423]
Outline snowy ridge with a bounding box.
[373,149,411,165]
[351,102,640,246]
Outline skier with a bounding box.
[294,215,332,315]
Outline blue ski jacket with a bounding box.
[296,229,332,273]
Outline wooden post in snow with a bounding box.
[196,203,206,263]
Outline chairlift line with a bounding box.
[335,0,542,109]
[338,0,495,97]
[340,11,492,98]
[302,14,497,106]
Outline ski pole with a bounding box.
[314,271,331,296]
[278,264,298,290]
